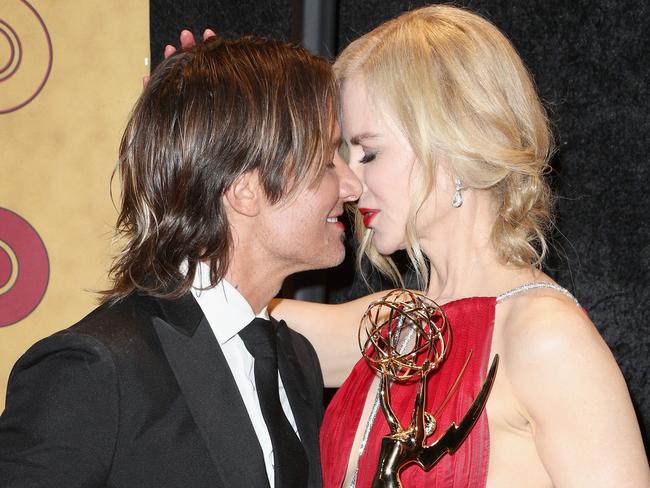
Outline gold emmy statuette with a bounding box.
[359,289,499,488]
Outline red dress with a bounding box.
[321,297,496,488]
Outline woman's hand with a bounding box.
[143,28,217,87]
[163,28,216,58]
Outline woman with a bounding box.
[272,5,649,487]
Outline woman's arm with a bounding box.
[270,292,386,387]
[506,296,650,486]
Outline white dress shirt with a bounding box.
[190,262,299,488]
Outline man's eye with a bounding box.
[338,142,350,162]
[360,152,376,164]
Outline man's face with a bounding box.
[255,123,361,275]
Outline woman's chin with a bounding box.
[372,236,403,257]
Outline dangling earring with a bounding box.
[452,177,464,208]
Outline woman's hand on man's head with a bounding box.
[143,28,217,87]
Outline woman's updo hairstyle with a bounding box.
[334,5,554,287]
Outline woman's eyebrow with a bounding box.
[350,133,380,145]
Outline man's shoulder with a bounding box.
[11,291,173,392]
[275,318,317,358]
[275,318,324,415]
[66,291,151,341]
[275,318,323,384]
[24,291,163,367]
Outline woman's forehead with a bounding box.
[341,95,403,146]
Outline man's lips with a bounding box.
[326,214,345,230]
[358,208,380,228]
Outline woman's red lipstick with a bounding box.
[358,208,380,228]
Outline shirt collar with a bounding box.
[189,261,269,345]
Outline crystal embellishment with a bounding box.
[452,176,464,208]
[451,190,463,208]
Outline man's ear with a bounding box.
[223,170,265,217]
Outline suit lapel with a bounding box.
[274,319,320,482]
[152,294,269,488]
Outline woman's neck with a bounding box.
[419,193,539,302]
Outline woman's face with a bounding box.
[341,76,416,254]
[341,76,459,256]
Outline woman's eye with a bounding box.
[360,152,376,164]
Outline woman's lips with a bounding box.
[358,208,380,228]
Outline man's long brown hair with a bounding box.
[103,36,338,302]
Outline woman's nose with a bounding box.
[337,158,362,202]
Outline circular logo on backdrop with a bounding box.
[0,0,53,114]
[0,208,49,327]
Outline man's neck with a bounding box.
[223,260,284,316]
[222,212,296,314]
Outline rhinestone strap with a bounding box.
[496,281,580,306]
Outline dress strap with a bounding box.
[496,281,580,306]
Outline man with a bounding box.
[0,35,360,487]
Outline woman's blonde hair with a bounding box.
[335,5,554,288]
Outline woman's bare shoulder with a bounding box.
[496,291,649,484]
[501,292,609,376]
[501,287,589,340]
[498,290,628,424]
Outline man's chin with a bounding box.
[331,252,346,268]
[317,246,346,270]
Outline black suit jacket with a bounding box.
[0,291,324,487]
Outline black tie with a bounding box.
[239,317,309,487]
